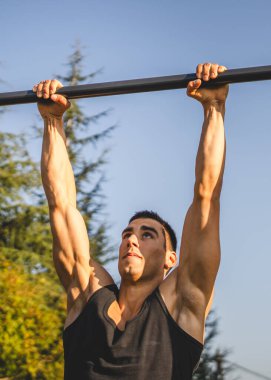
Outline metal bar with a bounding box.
[1,65,271,106]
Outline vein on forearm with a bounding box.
[41,117,76,209]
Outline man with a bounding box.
[33,62,228,380]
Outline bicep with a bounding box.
[177,198,221,310]
[49,205,113,298]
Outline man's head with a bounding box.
[118,210,177,284]
[129,211,177,252]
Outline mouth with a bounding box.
[123,252,142,259]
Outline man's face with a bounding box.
[118,218,168,283]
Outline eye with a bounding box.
[122,233,131,239]
[142,232,153,239]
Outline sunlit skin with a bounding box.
[35,62,228,342]
[118,218,176,283]
[115,218,177,329]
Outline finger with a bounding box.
[196,64,203,79]
[32,84,38,92]
[49,79,61,95]
[37,81,46,98]
[218,65,227,73]
[42,80,51,99]
[50,94,70,108]
[187,79,201,97]
[202,63,212,81]
[49,79,57,95]
[210,63,219,79]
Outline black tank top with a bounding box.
[63,285,203,380]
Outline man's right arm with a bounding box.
[35,80,114,312]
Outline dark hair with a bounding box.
[129,210,177,252]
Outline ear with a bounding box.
[164,250,177,270]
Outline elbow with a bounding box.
[194,182,221,202]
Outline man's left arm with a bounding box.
[172,63,229,322]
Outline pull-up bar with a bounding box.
[1,65,271,106]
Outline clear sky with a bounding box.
[1,1,271,379]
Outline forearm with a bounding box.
[194,102,226,200]
[41,116,76,210]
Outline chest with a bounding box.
[63,289,203,380]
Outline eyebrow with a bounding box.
[141,225,159,237]
[121,225,159,237]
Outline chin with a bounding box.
[120,266,144,283]
[119,260,141,275]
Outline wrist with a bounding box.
[42,113,63,121]
[43,116,66,144]
[43,115,65,136]
[203,101,226,116]
[43,115,64,130]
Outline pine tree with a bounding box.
[35,41,116,264]
[0,132,52,271]
[0,45,116,379]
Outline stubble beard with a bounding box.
[120,263,144,283]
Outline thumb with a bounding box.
[187,79,202,97]
[51,94,70,108]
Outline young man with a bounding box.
[34,62,228,380]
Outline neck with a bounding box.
[118,279,161,321]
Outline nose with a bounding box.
[127,234,139,248]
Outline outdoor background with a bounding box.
[1,1,271,379]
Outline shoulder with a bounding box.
[64,284,118,330]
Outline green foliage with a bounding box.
[0,132,53,273]
[0,249,66,380]
[0,110,63,380]
[0,132,39,205]
[0,44,116,378]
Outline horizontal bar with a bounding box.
[1,65,271,106]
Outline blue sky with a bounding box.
[1,1,271,379]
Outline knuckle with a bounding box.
[53,79,61,85]
[211,64,219,74]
